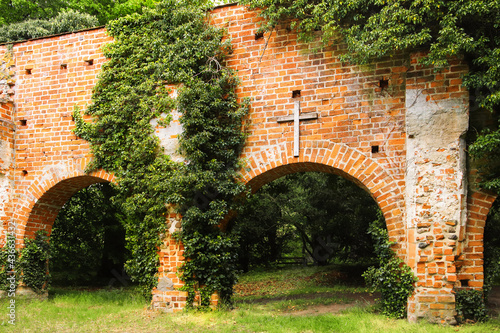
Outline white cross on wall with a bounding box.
[277,100,318,157]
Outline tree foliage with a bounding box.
[232,172,382,270]
[0,0,156,27]
[0,10,99,43]
[49,183,128,286]
[74,0,248,303]
[483,198,500,300]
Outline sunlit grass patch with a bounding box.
[0,266,498,332]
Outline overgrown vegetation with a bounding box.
[74,0,248,304]
[455,289,488,323]
[363,216,417,318]
[232,172,381,271]
[49,183,128,286]
[0,0,156,27]
[18,231,51,293]
[0,10,98,43]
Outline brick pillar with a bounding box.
[459,187,496,289]
[151,212,188,312]
[0,46,16,243]
[405,54,469,324]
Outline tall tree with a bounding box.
[232,172,382,270]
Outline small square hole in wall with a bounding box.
[292,90,301,98]
[84,59,94,66]
[22,170,28,176]
[460,279,469,287]
[379,79,389,90]
[60,63,67,70]
[255,32,264,40]
[371,145,379,154]
[20,119,27,126]
[25,68,32,75]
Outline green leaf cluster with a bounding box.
[0,9,99,43]
[0,0,156,27]
[75,0,248,304]
[19,231,51,293]
[455,289,488,323]
[363,216,417,318]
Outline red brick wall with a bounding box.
[3,29,113,240]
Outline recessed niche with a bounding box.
[22,170,28,176]
[379,79,389,90]
[255,32,264,40]
[371,145,380,154]
[292,90,301,98]
[25,68,32,75]
[20,119,27,126]
[84,59,94,66]
[60,63,67,70]
[460,279,469,287]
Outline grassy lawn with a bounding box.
[1,265,499,332]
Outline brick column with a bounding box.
[405,54,469,323]
[151,212,188,312]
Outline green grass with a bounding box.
[1,265,499,332]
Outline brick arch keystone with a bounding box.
[14,158,114,243]
[239,141,406,251]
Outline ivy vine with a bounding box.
[19,231,51,293]
[74,0,248,304]
[363,215,417,319]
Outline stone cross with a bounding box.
[277,100,318,157]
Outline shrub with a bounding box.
[19,231,50,293]
[363,216,417,318]
[455,289,488,323]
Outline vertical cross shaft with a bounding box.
[293,100,300,157]
[276,100,318,157]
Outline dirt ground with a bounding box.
[281,287,500,317]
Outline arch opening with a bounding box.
[24,175,111,240]
[231,170,385,273]
[49,183,128,287]
[227,169,388,312]
[18,174,130,289]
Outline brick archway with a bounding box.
[13,158,114,243]
[239,141,406,252]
